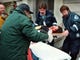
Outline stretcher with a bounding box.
[30,42,71,60]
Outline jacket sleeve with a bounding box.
[35,13,39,25]
[50,13,57,25]
[21,19,48,42]
[70,14,80,32]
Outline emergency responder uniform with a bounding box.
[62,11,80,60]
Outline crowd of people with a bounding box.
[0,1,80,60]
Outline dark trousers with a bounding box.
[62,36,80,60]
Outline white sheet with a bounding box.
[30,42,71,60]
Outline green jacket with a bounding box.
[0,8,48,60]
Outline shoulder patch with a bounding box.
[74,15,79,20]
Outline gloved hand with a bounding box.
[47,29,53,43]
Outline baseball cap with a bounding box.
[18,3,33,14]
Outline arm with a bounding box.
[22,19,48,42]
[52,17,57,25]
[51,13,57,25]
[35,13,40,25]
[70,14,80,32]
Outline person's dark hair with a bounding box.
[60,5,70,12]
[39,2,47,9]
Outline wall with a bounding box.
[54,0,63,26]
[64,4,80,15]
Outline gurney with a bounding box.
[30,42,71,60]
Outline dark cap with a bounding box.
[18,3,33,14]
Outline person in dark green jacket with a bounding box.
[0,4,53,60]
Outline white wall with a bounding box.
[54,0,63,26]
[64,4,80,15]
